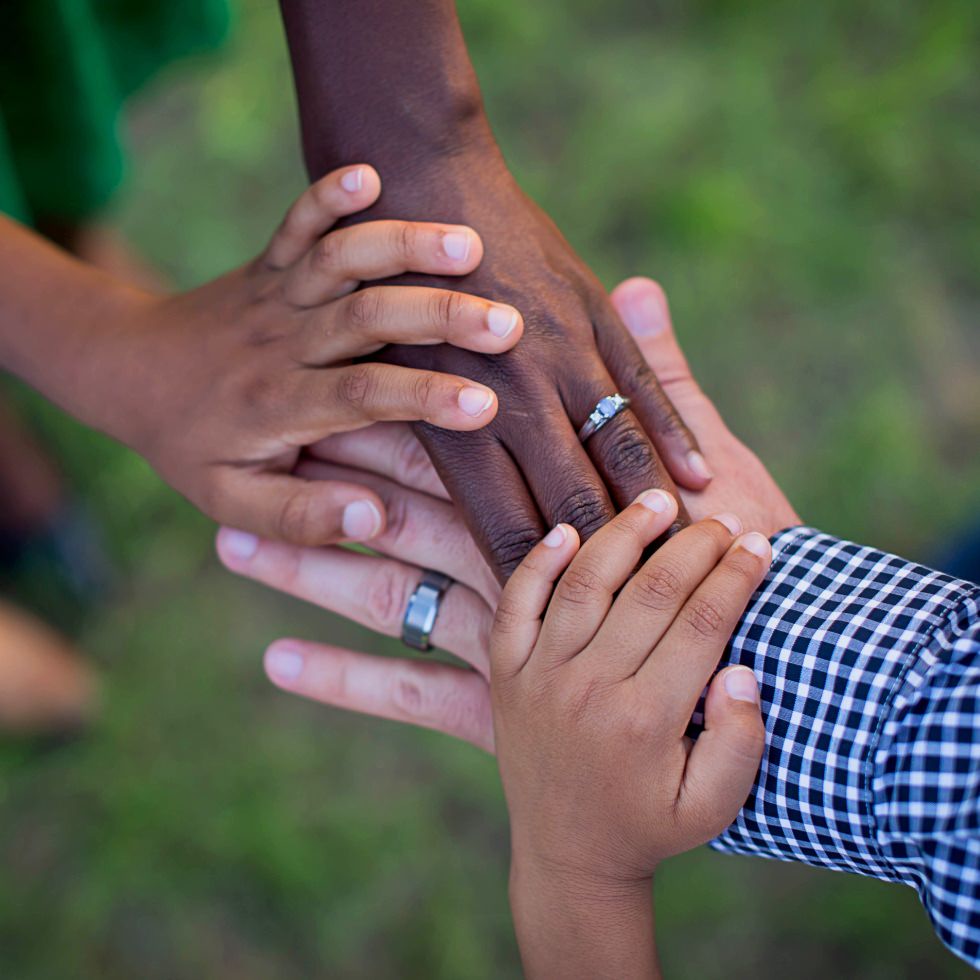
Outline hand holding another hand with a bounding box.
[217,277,800,751]
[91,165,523,546]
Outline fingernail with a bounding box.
[724,666,760,704]
[487,305,519,338]
[342,499,382,541]
[442,231,473,262]
[687,450,713,481]
[738,532,772,559]
[542,525,567,548]
[635,488,673,513]
[340,167,363,193]
[266,645,305,683]
[458,386,494,417]
[221,528,258,562]
[713,512,742,536]
[622,290,667,337]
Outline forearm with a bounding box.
[509,857,659,980]
[279,0,500,187]
[711,525,980,967]
[0,214,146,441]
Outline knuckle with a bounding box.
[556,563,605,607]
[346,288,383,329]
[312,231,342,273]
[380,491,412,548]
[492,594,524,636]
[631,561,685,610]
[365,566,413,631]
[488,525,543,580]
[411,371,439,411]
[431,289,466,328]
[277,489,314,543]
[337,366,375,409]
[600,423,658,479]
[681,595,727,640]
[554,488,610,540]
[393,221,418,261]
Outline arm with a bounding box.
[0,167,524,545]
[219,278,980,967]
[278,0,710,579]
[489,496,768,977]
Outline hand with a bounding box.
[361,152,711,577]
[93,165,524,546]
[279,0,709,579]
[491,503,768,979]
[217,277,798,748]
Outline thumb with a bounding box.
[677,665,765,840]
[609,277,698,396]
[217,471,387,546]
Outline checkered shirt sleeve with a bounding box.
[707,526,980,968]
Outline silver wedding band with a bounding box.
[402,570,454,651]
[577,393,631,443]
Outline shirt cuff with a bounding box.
[708,525,976,879]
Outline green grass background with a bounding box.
[1,0,978,976]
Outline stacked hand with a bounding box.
[493,494,769,978]
[14,165,527,547]
[217,277,800,751]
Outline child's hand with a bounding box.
[97,165,522,546]
[491,493,770,978]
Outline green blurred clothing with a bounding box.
[0,0,230,225]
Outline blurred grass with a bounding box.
[1,0,978,976]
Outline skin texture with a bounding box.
[0,167,525,546]
[216,277,801,749]
[493,506,768,978]
[279,0,710,579]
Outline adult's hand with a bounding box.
[280,0,709,579]
[217,278,800,751]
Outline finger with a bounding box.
[262,165,382,269]
[636,531,772,726]
[298,285,523,363]
[284,221,484,307]
[292,459,499,606]
[306,423,449,501]
[217,531,494,674]
[598,281,710,491]
[506,402,619,543]
[264,640,494,753]
[536,490,680,666]
[587,513,744,677]
[491,524,580,678]
[675,665,765,842]
[213,473,387,547]
[415,426,547,582]
[610,278,695,395]
[564,367,689,536]
[285,363,499,437]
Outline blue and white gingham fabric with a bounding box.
[709,526,980,968]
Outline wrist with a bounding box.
[509,853,657,980]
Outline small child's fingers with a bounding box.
[535,490,679,667]
[262,165,381,270]
[674,665,765,844]
[581,514,743,678]
[283,221,484,307]
[491,525,580,678]
[298,286,523,363]
[636,532,772,727]
[304,363,500,431]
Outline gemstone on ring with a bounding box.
[578,393,631,443]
